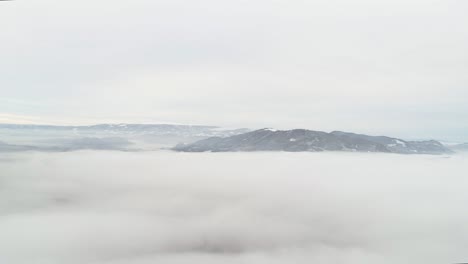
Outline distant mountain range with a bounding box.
[0,124,463,154]
[0,123,249,138]
[0,124,250,152]
[174,128,453,154]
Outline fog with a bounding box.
[1,151,467,264]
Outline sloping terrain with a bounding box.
[174,129,452,154]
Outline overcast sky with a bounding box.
[0,0,467,141]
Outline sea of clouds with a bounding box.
[0,151,467,264]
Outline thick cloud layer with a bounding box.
[0,151,467,263]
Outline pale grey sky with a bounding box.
[0,0,467,140]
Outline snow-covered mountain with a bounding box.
[0,124,456,154]
[0,123,249,138]
[174,128,452,154]
[0,124,250,151]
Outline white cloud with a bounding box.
[0,0,467,139]
[0,151,467,264]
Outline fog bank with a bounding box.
[0,151,467,264]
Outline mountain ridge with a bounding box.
[173,128,452,154]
